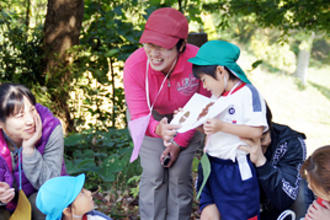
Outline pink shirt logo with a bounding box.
[176,74,199,96]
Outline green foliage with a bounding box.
[62,0,147,130]
[127,175,140,198]
[64,128,142,217]
[226,0,330,33]
[0,10,44,87]
[64,128,141,191]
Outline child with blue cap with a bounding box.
[189,40,268,220]
[36,174,112,220]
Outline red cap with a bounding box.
[139,8,188,49]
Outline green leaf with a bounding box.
[196,153,211,200]
[251,59,263,69]
[105,48,119,57]
[64,133,84,146]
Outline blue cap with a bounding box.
[188,40,251,84]
[36,174,85,220]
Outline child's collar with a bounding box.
[222,82,246,97]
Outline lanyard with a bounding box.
[145,58,177,112]
[18,148,22,190]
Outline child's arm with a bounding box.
[203,118,263,139]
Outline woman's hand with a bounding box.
[160,143,181,168]
[0,182,15,204]
[22,112,42,155]
[203,118,223,135]
[156,117,180,142]
[239,137,267,167]
[305,199,330,220]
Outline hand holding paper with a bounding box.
[203,118,226,135]
[170,93,230,133]
[156,118,180,143]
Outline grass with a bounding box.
[240,50,330,155]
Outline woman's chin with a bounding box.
[22,133,34,140]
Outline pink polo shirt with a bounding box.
[124,44,210,147]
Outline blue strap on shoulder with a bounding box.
[18,147,22,190]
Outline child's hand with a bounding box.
[239,137,267,167]
[203,118,223,135]
[173,107,183,116]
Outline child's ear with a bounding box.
[216,66,225,74]
[62,207,71,217]
[215,66,225,79]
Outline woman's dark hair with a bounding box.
[300,145,330,195]
[192,64,236,81]
[0,83,36,122]
[176,39,186,53]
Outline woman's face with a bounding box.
[260,131,272,153]
[0,96,37,145]
[143,43,179,74]
[71,188,94,216]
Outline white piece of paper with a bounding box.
[170,93,231,133]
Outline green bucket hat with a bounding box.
[188,40,251,84]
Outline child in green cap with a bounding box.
[189,40,268,220]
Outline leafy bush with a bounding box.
[64,128,142,218]
[64,128,141,192]
[0,10,44,87]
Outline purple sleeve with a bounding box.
[0,157,13,187]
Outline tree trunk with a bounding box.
[294,32,315,85]
[43,0,84,132]
[25,0,31,30]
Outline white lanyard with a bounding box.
[145,58,177,112]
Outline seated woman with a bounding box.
[0,83,66,219]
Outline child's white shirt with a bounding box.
[87,216,107,220]
[206,83,268,162]
[86,210,112,220]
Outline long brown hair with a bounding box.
[300,145,330,194]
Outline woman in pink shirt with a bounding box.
[124,7,209,220]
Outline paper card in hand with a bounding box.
[170,93,230,133]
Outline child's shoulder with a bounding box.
[233,83,263,101]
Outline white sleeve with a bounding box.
[242,84,268,132]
